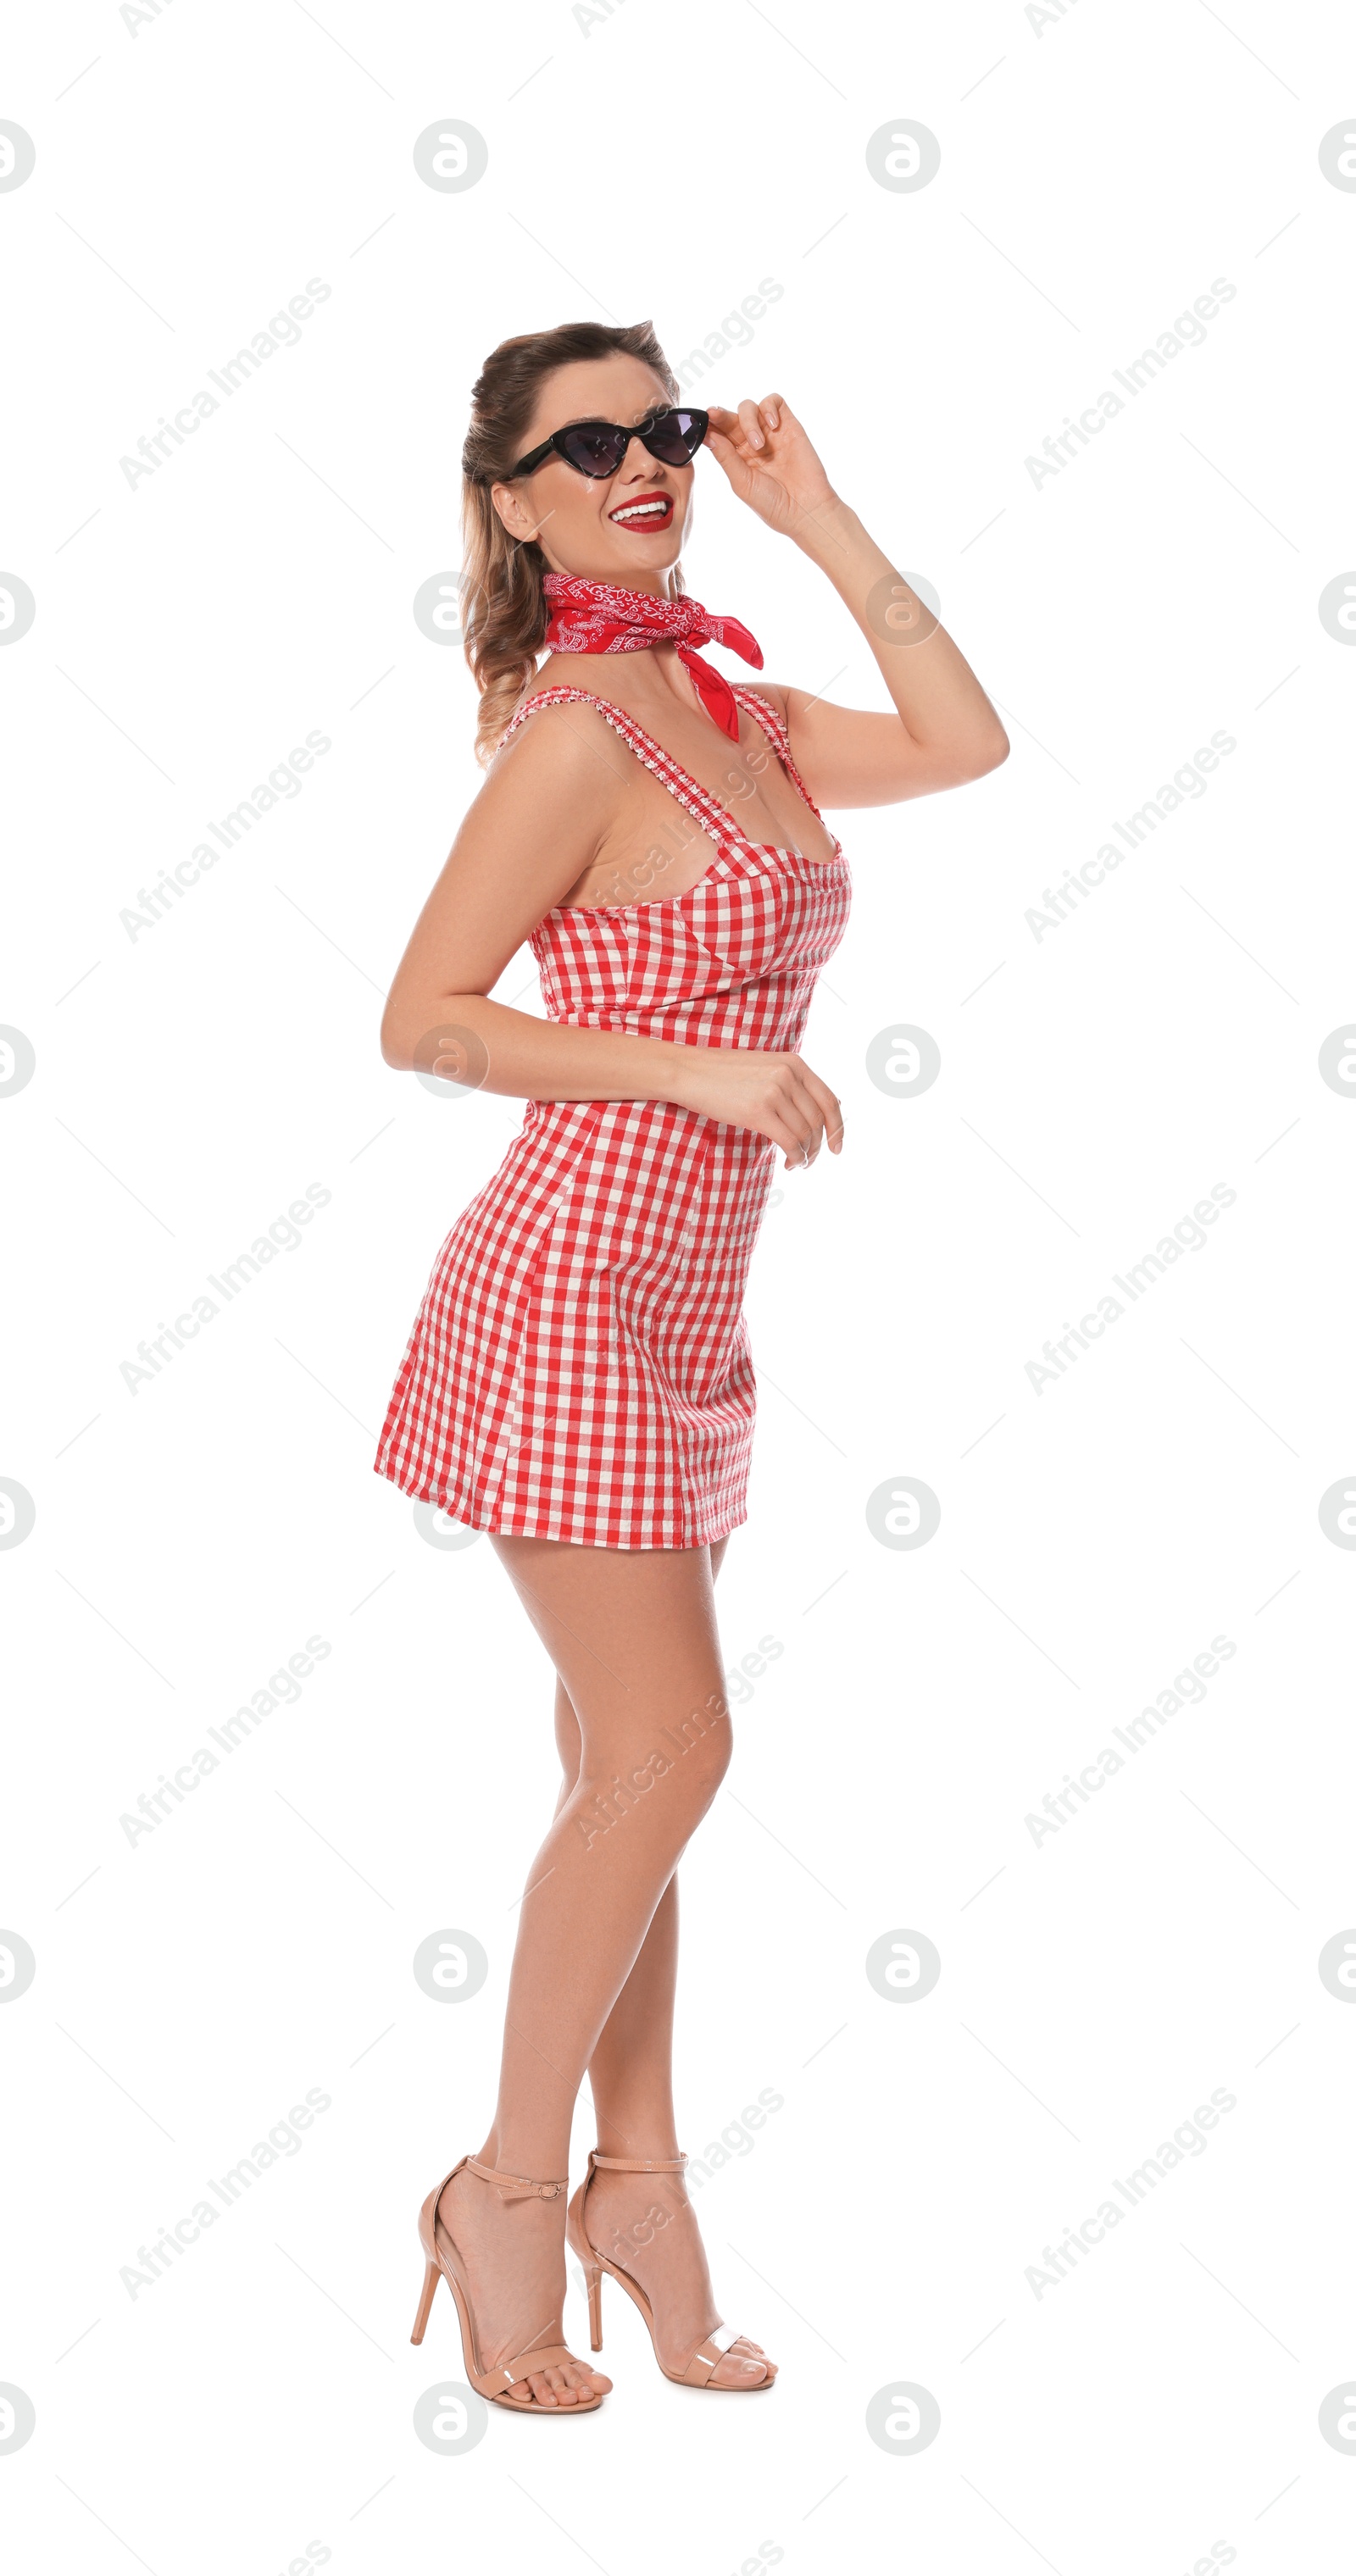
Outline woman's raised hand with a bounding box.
[703,396,837,540]
[670,1046,844,1170]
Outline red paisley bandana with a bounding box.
[541,575,764,742]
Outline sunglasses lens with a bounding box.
[643,408,707,464]
[553,411,707,476]
[560,424,629,478]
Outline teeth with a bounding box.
[611,500,668,524]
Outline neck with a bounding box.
[537,640,702,713]
[545,566,675,601]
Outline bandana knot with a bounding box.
[541,575,763,742]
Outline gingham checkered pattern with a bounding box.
[373,686,852,1548]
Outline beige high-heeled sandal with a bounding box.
[411,2154,607,2414]
[566,2150,775,2391]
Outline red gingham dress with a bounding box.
[373,685,852,1548]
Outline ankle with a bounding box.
[472,2139,570,2187]
[591,2128,683,2167]
[586,2157,692,2246]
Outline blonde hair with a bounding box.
[460,319,684,766]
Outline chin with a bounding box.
[600,539,684,584]
[606,549,681,577]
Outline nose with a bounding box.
[615,434,661,478]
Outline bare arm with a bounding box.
[381,704,686,1098]
[705,397,1010,805]
[379,703,843,1169]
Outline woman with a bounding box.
[377,319,1008,2413]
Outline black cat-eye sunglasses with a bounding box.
[506,405,709,481]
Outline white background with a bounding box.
[3,1,1354,2570]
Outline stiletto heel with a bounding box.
[414,2155,607,2414]
[566,2151,774,2391]
[584,2259,603,2351]
[410,2253,442,2346]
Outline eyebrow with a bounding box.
[546,406,664,431]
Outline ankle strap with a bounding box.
[590,2149,687,2174]
[464,2154,566,2201]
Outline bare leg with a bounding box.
[437,1534,769,2398]
[552,1533,733,2160]
[547,1536,775,2380]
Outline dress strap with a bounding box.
[500,686,742,847]
[731,686,828,826]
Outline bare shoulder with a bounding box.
[474,692,632,829]
[738,680,792,729]
[492,690,621,782]
[747,682,848,734]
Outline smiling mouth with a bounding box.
[608,495,674,530]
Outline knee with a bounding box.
[694,1712,734,1794]
[575,1707,732,1845]
[553,1683,583,1815]
[659,1704,733,1823]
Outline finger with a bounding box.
[758,1106,814,1168]
[807,1087,843,1151]
[787,1069,825,1141]
[708,407,759,464]
[761,392,786,430]
[798,1069,845,1152]
[736,398,766,452]
[702,423,745,475]
[786,1077,827,1162]
[796,1062,843,1131]
[773,1083,822,1167]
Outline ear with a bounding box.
[490,480,543,544]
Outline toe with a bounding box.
[712,2347,770,2387]
[518,2355,608,2407]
